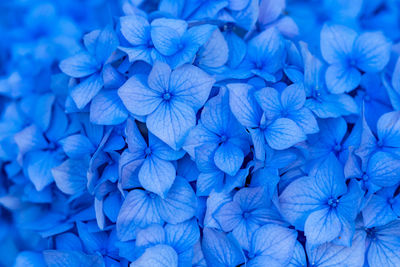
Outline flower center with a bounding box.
[377,139,383,147]
[333,143,341,152]
[162,92,171,101]
[220,135,228,143]
[148,192,157,199]
[145,147,152,156]
[146,39,154,48]
[365,227,377,240]
[364,95,371,102]
[362,173,369,181]
[348,58,357,67]
[327,198,339,208]
[388,198,395,205]
[242,211,251,219]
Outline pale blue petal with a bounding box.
[147,62,171,93]
[52,159,88,195]
[70,73,104,109]
[227,83,263,128]
[304,208,342,246]
[214,142,244,176]
[320,24,357,64]
[59,134,95,159]
[118,76,162,116]
[202,228,244,267]
[353,32,391,72]
[158,177,197,224]
[90,90,128,125]
[131,245,178,267]
[165,218,200,253]
[139,156,176,198]
[43,250,104,267]
[59,52,99,78]
[249,224,297,266]
[147,100,196,150]
[169,64,215,110]
[265,118,306,150]
[25,151,61,191]
[116,190,162,241]
[325,64,361,94]
[120,15,150,46]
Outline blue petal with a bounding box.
[247,27,285,76]
[149,133,186,161]
[281,83,306,111]
[279,176,327,229]
[25,150,62,191]
[59,134,95,159]
[362,193,397,228]
[136,224,166,248]
[70,73,104,109]
[259,0,285,25]
[325,64,361,94]
[197,29,228,68]
[158,177,197,224]
[353,32,391,72]
[147,62,171,93]
[52,159,88,195]
[227,83,263,128]
[249,224,297,266]
[265,118,306,150]
[94,25,119,63]
[15,251,45,267]
[116,190,162,241]
[320,24,357,64]
[118,75,162,116]
[214,201,243,231]
[377,111,400,147]
[305,93,358,118]
[165,218,200,253]
[214,142,244,176]
[139,155,176,198]
[224,31,247,69]
[254,87,282,117]
[147,100,196,150]
[234,187,268,210]
[125,118,147,155]
[307,231,366,266]
[120,15,150,46]
[151,25,182,56]
[367,221,400,267]
[90,90,128,125]
[169,64,215,110]
[43,250,104,267]
[76,221,107,253]
[14,125,48,157]
[33,93,55,131]
[183,24,216,47]
[304,208,342,246]
[103,192,122,223]
[131,245,178,267]
[229,0,250,10]
[230,0,259,30]
[288,242,307,267]
[202,228,244,267]
[59,52,99,78]
[289,107,319,135]
[367,151,400,187]
[119,46,152,64]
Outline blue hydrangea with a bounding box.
[3,0,400,266]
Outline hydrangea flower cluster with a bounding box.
[2,0,400,266]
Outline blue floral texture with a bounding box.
[2,0,400,266]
